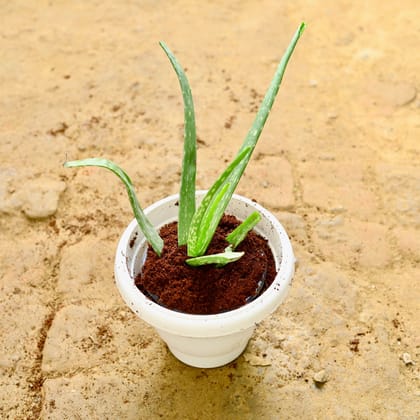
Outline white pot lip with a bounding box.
[115,191,295,337]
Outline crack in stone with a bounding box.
[26,307,57,420]
[25,254,62,419]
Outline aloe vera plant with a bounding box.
[65,22,305,266]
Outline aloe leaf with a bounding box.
[188,22,305,257]
[226,211,262,249]
[64,158,164,256]
[187,146,252,257]
[160,42,197,246]
[221,22,306,187]
[185,250,244,267]
[195,182,230,251]
[240,22,305,153]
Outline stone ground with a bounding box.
[0,1,419,419]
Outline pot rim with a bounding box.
[115,191,295,337]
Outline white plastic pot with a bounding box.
[114,191,295,368]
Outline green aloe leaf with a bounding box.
[160,41,197,246]
[226,211,262,249]
[240,22,305,154]
[64,158,164,256]
[187,146,252,257]
[187,22,305,258]
[186,250,244,267]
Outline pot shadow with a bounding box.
[140,344,272,418]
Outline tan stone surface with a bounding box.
[240,155,295,210]
[0,1,419,419]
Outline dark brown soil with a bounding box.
[135,215,277,315]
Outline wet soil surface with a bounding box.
[137,215,276,314]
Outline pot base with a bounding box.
[157,326,254,368]
[169,345,247,369]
